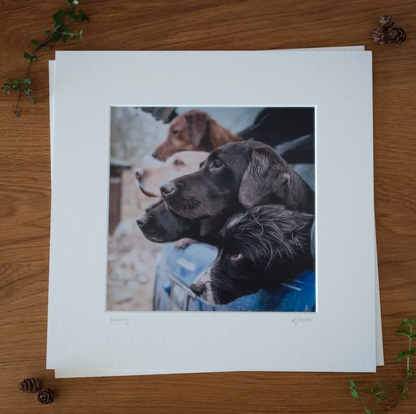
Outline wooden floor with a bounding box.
[0,0,415,413]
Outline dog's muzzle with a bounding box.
[190,282,205,297]
[160,182,176,197]
[136,216,147,228]
[190,269,215,304]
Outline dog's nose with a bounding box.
[135,168,145,179]
[136,216,147,228]
[190,283,205,297]
[151,150,158,159]
[160,182,175,196]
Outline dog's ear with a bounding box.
[185,111,211,147]
[238,146,291,208]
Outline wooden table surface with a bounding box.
[1,0,415,413]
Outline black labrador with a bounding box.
[190,205,315,305]
[136,202,218,245]
[160,140,314,221]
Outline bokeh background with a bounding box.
[107,107,168,311]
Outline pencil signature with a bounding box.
[292,316,313,325]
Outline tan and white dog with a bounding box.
[135,151,208,198]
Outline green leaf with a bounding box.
[68,10,76,19]
[1,86,9,92]
[32,56,37,62]
[30,98,35,104]
[364,408,375,414]
[52,14,60,23]
[409,348,416,355]
[399,320,410,327]
[398,351,407,361]
[78,10,90,22]
[74,35,79,43]
[351,389,359,400]
[45,30,52,35]
[23,79,31,85]
[14,111,20,118]
[23,52,32,60]
[63,26,71,33]
[406,370,414,377]
[5,83,11,87]
[410,333,416,339]
[62,34,68,43]
[51,31,61,42]
[376,381,382,391]
[12,84,20,90]
[31,39,40,46]
[397,330,411,337]
[73,0,79,4]
[53,11,65,26]
[42,46,50,51]
[10,79,20,83]
[350,379,356,388]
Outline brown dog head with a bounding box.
[152,110,241,161]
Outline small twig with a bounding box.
[383,399,399,411]
[349,316,416,414]
[2,0,89,117]
[14,17,78,116]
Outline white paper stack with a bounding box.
[48,47,383,378]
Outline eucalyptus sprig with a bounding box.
[349,317,416,413]
[1,0,89,117]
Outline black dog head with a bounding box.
[137,202,220,245]
[190,205,315,305]
[136,202,196,243]
[160,140,314,220]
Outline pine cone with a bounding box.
[38,388,54,405]
[18,377,42,394]
[386,27,407,45]
[373,26,386,44]
[379,15,394,28]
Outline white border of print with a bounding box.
[49,49,384,379]
[49,48,383,378]
[48,50,375,373]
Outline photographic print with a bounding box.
[107,107,315,312]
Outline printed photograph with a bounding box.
[107,107,316,312]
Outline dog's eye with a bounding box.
[211,160,223,170]
[229,253,243,261]
[173,159,184,166]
